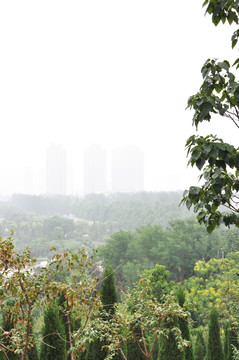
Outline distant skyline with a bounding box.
[0,1,238,196]
[13,143,145,196]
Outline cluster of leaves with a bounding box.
[203,0,239,46]
[182,58,239,232]
[232,344,239,360]
[185,252,239,327]
[187,58,239,128]
[182,133,239,232]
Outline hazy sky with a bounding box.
[0,1,238,195]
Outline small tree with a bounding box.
[40,302,66,360]
[175,285,194,360]
[207,308,224,360]
[194,329,206,360]
[127,334,145,360]
[143,265,173,302]
[58,293,80,360]
[225,323,238,360]
[225,323,229,360]
[100,261,118,316]
[158,317,185,360]
[87,261,118,360]
[48,248,100,360]
[28,341,38,360]
[27,321,38,360]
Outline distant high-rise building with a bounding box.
[111,145,144,193]
[83,144,107,195]
[46,144,67,195]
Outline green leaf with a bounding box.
[189,187,201,196]
[232,58,239,67]
[211,203,217,213]
[207,223,216,234]
[203,142,212,153]
[196,159,206,170]
[191,149,201,161]
[218,61,230,71]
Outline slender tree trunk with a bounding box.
[22,307,32,360]
[1,346,10,360]
[66,313,75,360]
[119,347,127,360]
[148,334,158,359]
[132,326,152,359]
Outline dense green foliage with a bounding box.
[86,338,106,360]
[87,262,118,360]
[1,313,19,360]
[27,323,39,360]
[0,235,100,360]
[224,322,239,360]
[1,232,239,360]
[143,264,173,302]
[100,261,118,316]
[3,193,239,358]
[185,253,239,326]
[207,308,224,360]
[89,271,190,360]
[99,219,239,288]
[127,338,145,360]
[158,318,185,360]
[40,303,67,360]
[182,132,239,232]
[194,329,206,360]
[176,286,194,360]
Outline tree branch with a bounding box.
[130,325,147,358]
[141,327,148,357]
[119,347,127,360]
[225,111,239,128]
[148,333,159,358]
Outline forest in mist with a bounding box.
[0,191,238,286]
[0,192,191,254]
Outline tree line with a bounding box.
[9,191,191,230]
[0,192,192,257]
[98,219,239,287]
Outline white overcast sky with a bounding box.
[0,0,238,195]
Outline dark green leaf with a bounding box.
[196,159,206,170]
